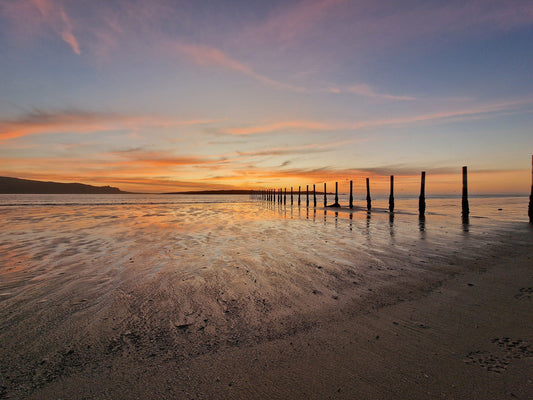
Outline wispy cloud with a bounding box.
[328,83,415,101]
[222,96,533,136]
[30,0,80,54]
[0,109,215,141]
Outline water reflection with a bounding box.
[389,212,394,237]
[462,214,470,232]
[418,215,426,240]
[349,212,353,231]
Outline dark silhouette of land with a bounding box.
[164,190,253,195]
[0,177,126,194]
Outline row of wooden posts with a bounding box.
[252,158,533,224]
[251,170,449,217]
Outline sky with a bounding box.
[0,0,532,195]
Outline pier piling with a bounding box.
[306,185,309,208]
[324,183,327,207]
[389,175,395,213]
[313,184,317,207]
[462,166,469,216]
[349,180,353,209]
[419,171,426,216]
[291,187,293,205]
[366,178,371,211]
[298,186,301,206]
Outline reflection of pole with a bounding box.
[419,171,426,216]
[462,166,469,216]
[313,184,317,207]
[529,155,533,223]
[388,175,394,213]
[323,183,327,207]
[349,180,353,209]
[366,178,371,211]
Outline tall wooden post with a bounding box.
[335,182,339,204]
[298,186,301,206]
[349,180,353,209]
[323,183,327,207]
[389,175,394,213]
[313,184,317,207]
[291,187,293,205]
[528,155,533,224]
[462,166,469,216]
[366,178,371,211]
[419,171,426,216]
[306,185,309,207]
[284,188,286,205]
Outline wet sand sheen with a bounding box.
[0,197,532,399]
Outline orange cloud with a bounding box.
[0,110,215,141]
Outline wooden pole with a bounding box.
[366,178,371,211]
[313,184,317,207]
[298,186,301,206]
[330,182,340,207]
[306,185,309,207]
[291,187,293,205]
[389,175,394,213]
[462,166,469,216]
[284,188,286,205]
[349,180,353,209]
[529,155,533,224]
[419,171,426,216]
[323,183,327,207]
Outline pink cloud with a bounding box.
[30,0,81,54]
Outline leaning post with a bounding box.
[529,155,533,223]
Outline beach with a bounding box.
[0,194,532,399]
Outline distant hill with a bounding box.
[164,190,252,195]
[0,177,127,194]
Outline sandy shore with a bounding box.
[0,200,532,399]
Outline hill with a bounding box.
[0,177,126,194]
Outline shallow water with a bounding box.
[0,194,531,397]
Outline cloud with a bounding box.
[30,0,81,54]
[0,109,215,141]
[328,83,415,101]
[222,96,533,136]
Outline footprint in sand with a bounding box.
[463,337,533,373]
[514,287,533,301]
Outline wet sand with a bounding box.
[0,197,532,399]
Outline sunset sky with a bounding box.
[1,0,532,194]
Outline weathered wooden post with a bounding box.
[298,186,301,206]
[330,182,340,207]
[306,185,309,207]
[419,171,426,216]
[366,178,371,211]
[323,183,327,207]
[349,180,353,209]
[313,184,317,207]
[462,166,469,217]
[389,175,394,213]
[529,155,533,224]
[284,188,286,205]
[291,187,293,205]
